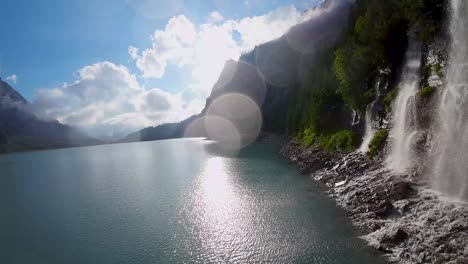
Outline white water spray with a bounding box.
[386,40,421,174]
[430,0,468,200]
[360,80,381,153]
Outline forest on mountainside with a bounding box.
[287,0,445,152]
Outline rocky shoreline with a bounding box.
[280,139,468,264]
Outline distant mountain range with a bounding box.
[0,78,101,153]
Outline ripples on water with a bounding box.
[0,139,385,263]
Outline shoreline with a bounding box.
[279,138,468,264]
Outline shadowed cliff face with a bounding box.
[201,0,355,136]
[0,79,100,152]
[241,0,354,83]
[122,0,355,144]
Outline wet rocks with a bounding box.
[383,228,409,244]
[279,139,336,174]
[374,200,395,217]
[280,138,468,264]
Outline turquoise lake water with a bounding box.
[0,139,385,263]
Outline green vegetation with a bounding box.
[319,130,358,153]
[433,63,444,79]
[366,129,389,159]
[433,63,443,77]
[419,85,435,97]
[334,0,445,111]
[297,127,317,147]
[286,49,344,134]
[422,64,432,85]
[285,0,445,152]
[297,127,358,153]
[384,89,398,113]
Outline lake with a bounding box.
[0,139,385,263]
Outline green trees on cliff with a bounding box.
[334,0,444,113]
[287,0,445,153]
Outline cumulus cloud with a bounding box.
[31,62,203,140]
[208,11,224,23]
[6,74,17,84]
[132,15,197,78]
[128,46,139,60]
[33,6,308,140]
[129,6,302,96]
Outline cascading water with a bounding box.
[386,40,421,174]
[359,80,381,153]
[430,0,468,200]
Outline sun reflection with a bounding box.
[182,155,309,262]
[190,156,253,261]
[200,157,231,204]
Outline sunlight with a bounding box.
[206,93,263,148]
[200,157,231,204]
[194,156,253,261]
[3,0,465,262]
[183,93,262,153]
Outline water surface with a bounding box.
[0,139,385,263]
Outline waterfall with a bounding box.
[430,0,468,200]
[386,40,421,174]
[359,80,381,153]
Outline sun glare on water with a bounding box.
[184,156,258,262]
[200,157,232,205]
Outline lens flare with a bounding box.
[183,117,207,139]
[184,115,242,154]
[204,115,242,152]
[211,60,239,95]
[207,93,262,148]
[184,93,262,153]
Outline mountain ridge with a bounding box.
[0,78,102,153]
[119,0,354,143]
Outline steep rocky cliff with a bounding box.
[121,0,355,142]
[280,0,468,262]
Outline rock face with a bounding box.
[280,139,468,264]
[121,0,354,142]
[279,140,336,174]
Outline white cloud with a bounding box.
[235,6,301,51]
[128,46,139,60]
[132,15,197,78]
[129,6,302,97]
[6,74,17,84]
[33,6,305,140]
[208,11,224,23]
[31,62,203,140]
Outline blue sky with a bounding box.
[0,0,321,139]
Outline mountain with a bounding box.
[120,0,355,143]
[121,0,445,155]
[121,0,468,263]
[0,78,101,153]
[119,115,199,143]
